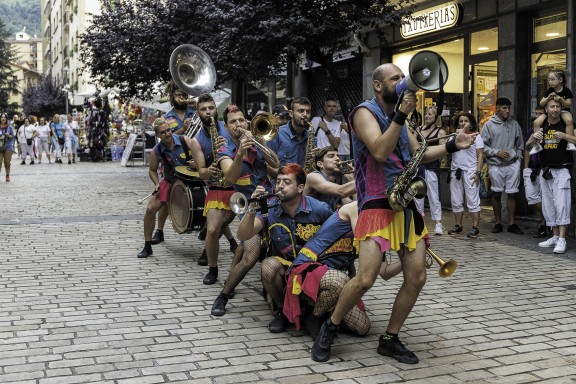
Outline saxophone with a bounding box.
[386,121,428,212]
[304,120,316,173]
[209,115,231,188]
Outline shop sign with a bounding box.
[401,2,462,39]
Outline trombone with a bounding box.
[426,248,457,277]
[233,112,279,166]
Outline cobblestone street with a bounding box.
[1,158,576,383]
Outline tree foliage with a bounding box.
[0,0,41,36]
[82,0,414,108]
[0,17,20,112]
[22,76,67,118]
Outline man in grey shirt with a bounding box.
[480,97,525,234]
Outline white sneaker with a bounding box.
[538,236,558,248]
[553,238,566,254]
[434,223,443,235]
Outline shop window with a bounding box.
[470,28,498,55]
[534,13,566,43]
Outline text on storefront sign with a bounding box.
[401,2,462,38]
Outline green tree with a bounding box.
[22,76,66,118]
[82,0,415,116]
[0,17,19,112]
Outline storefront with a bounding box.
[361,0,573,135]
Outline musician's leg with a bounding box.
[261,257,289,332]
[203,208,225,284]
[211,234,260,316]
[138,197,163,258]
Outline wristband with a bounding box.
[392,110,407,126]
[325,130,332,136]
[445,139,459,154]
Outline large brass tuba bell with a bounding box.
[169,44,216,97]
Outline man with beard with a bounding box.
[148,81,197,246]
[311,63,477,364]
[267,97,316,176]
[137,117,195,258]
[303,146,356,211]
[189,94,237,284]
[210,105,279,316]
[236,163,333,333]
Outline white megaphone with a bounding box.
[395,50,449,96]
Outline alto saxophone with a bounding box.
[386,120,428,212]
[304,120,316,173]
[209,115,231,188]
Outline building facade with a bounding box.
[42,0,101,105]
[5,29,43,109]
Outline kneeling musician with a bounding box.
[137,117,195,258]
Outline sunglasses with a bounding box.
[157,128,171,136]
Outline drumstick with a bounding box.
[137,192,154,205]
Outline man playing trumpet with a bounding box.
[210,105,279,316]
[303,146,356,211]
[137,117,195,258]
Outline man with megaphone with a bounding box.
[312,58,478,364]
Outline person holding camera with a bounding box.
[446,112,484,238]
[526,98,575,254]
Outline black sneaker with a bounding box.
[268,311,289,333]
[203,266,218,285]
[533,225,547,238]
[30,161,34,165]
[197,249,208,266]
[20,161,25,165]
[68,159,71,164]
[137,246,152,259]
[467,226,480,238]
[507,224,524,235]
[491,223,503,233]
[211,293,228,316]
[311,319,340,362]
[151,230,164,245]
[377,335,419,364]
[229,238,238,253]
[447,224,462,235]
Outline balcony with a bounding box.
[43,0,51,14]
[44,44,51,58]
[64,11,70,31]
[44,22,51,37]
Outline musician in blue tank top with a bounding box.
[312,63,478,365]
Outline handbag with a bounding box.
[58,137,65,146]
[26,138,33,146]
[0,137,5,151]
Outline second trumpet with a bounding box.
[230,192,276,215]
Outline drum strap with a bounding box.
[158,135,192,182]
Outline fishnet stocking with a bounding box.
[314,270,370,336]
[222,235,261,295]
[261,257,287,309]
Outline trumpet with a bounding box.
[137,192,155,205]
[229,192,277,215]
[336,159,354,174]
[425,248,457,277]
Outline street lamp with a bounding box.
[63,66,69,115]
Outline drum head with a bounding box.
[169,180,193,234]
[175,165,200,182]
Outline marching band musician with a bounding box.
[210,106,279,316]
[311,63,477,364]
[236,164,333,333]
[137,117,195,259]
[164,80,197,135]
[189,94,237,285]
[148,81,197,247]
[267,97,316,176]
[303,146,356,211]
[284,201,402,340]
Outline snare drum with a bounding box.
[175,165,200,182]
[168,178,207,234]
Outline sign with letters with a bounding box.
[400,2,463,39]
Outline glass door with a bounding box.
[471,62,498,130]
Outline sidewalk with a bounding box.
[1,159,575,383]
